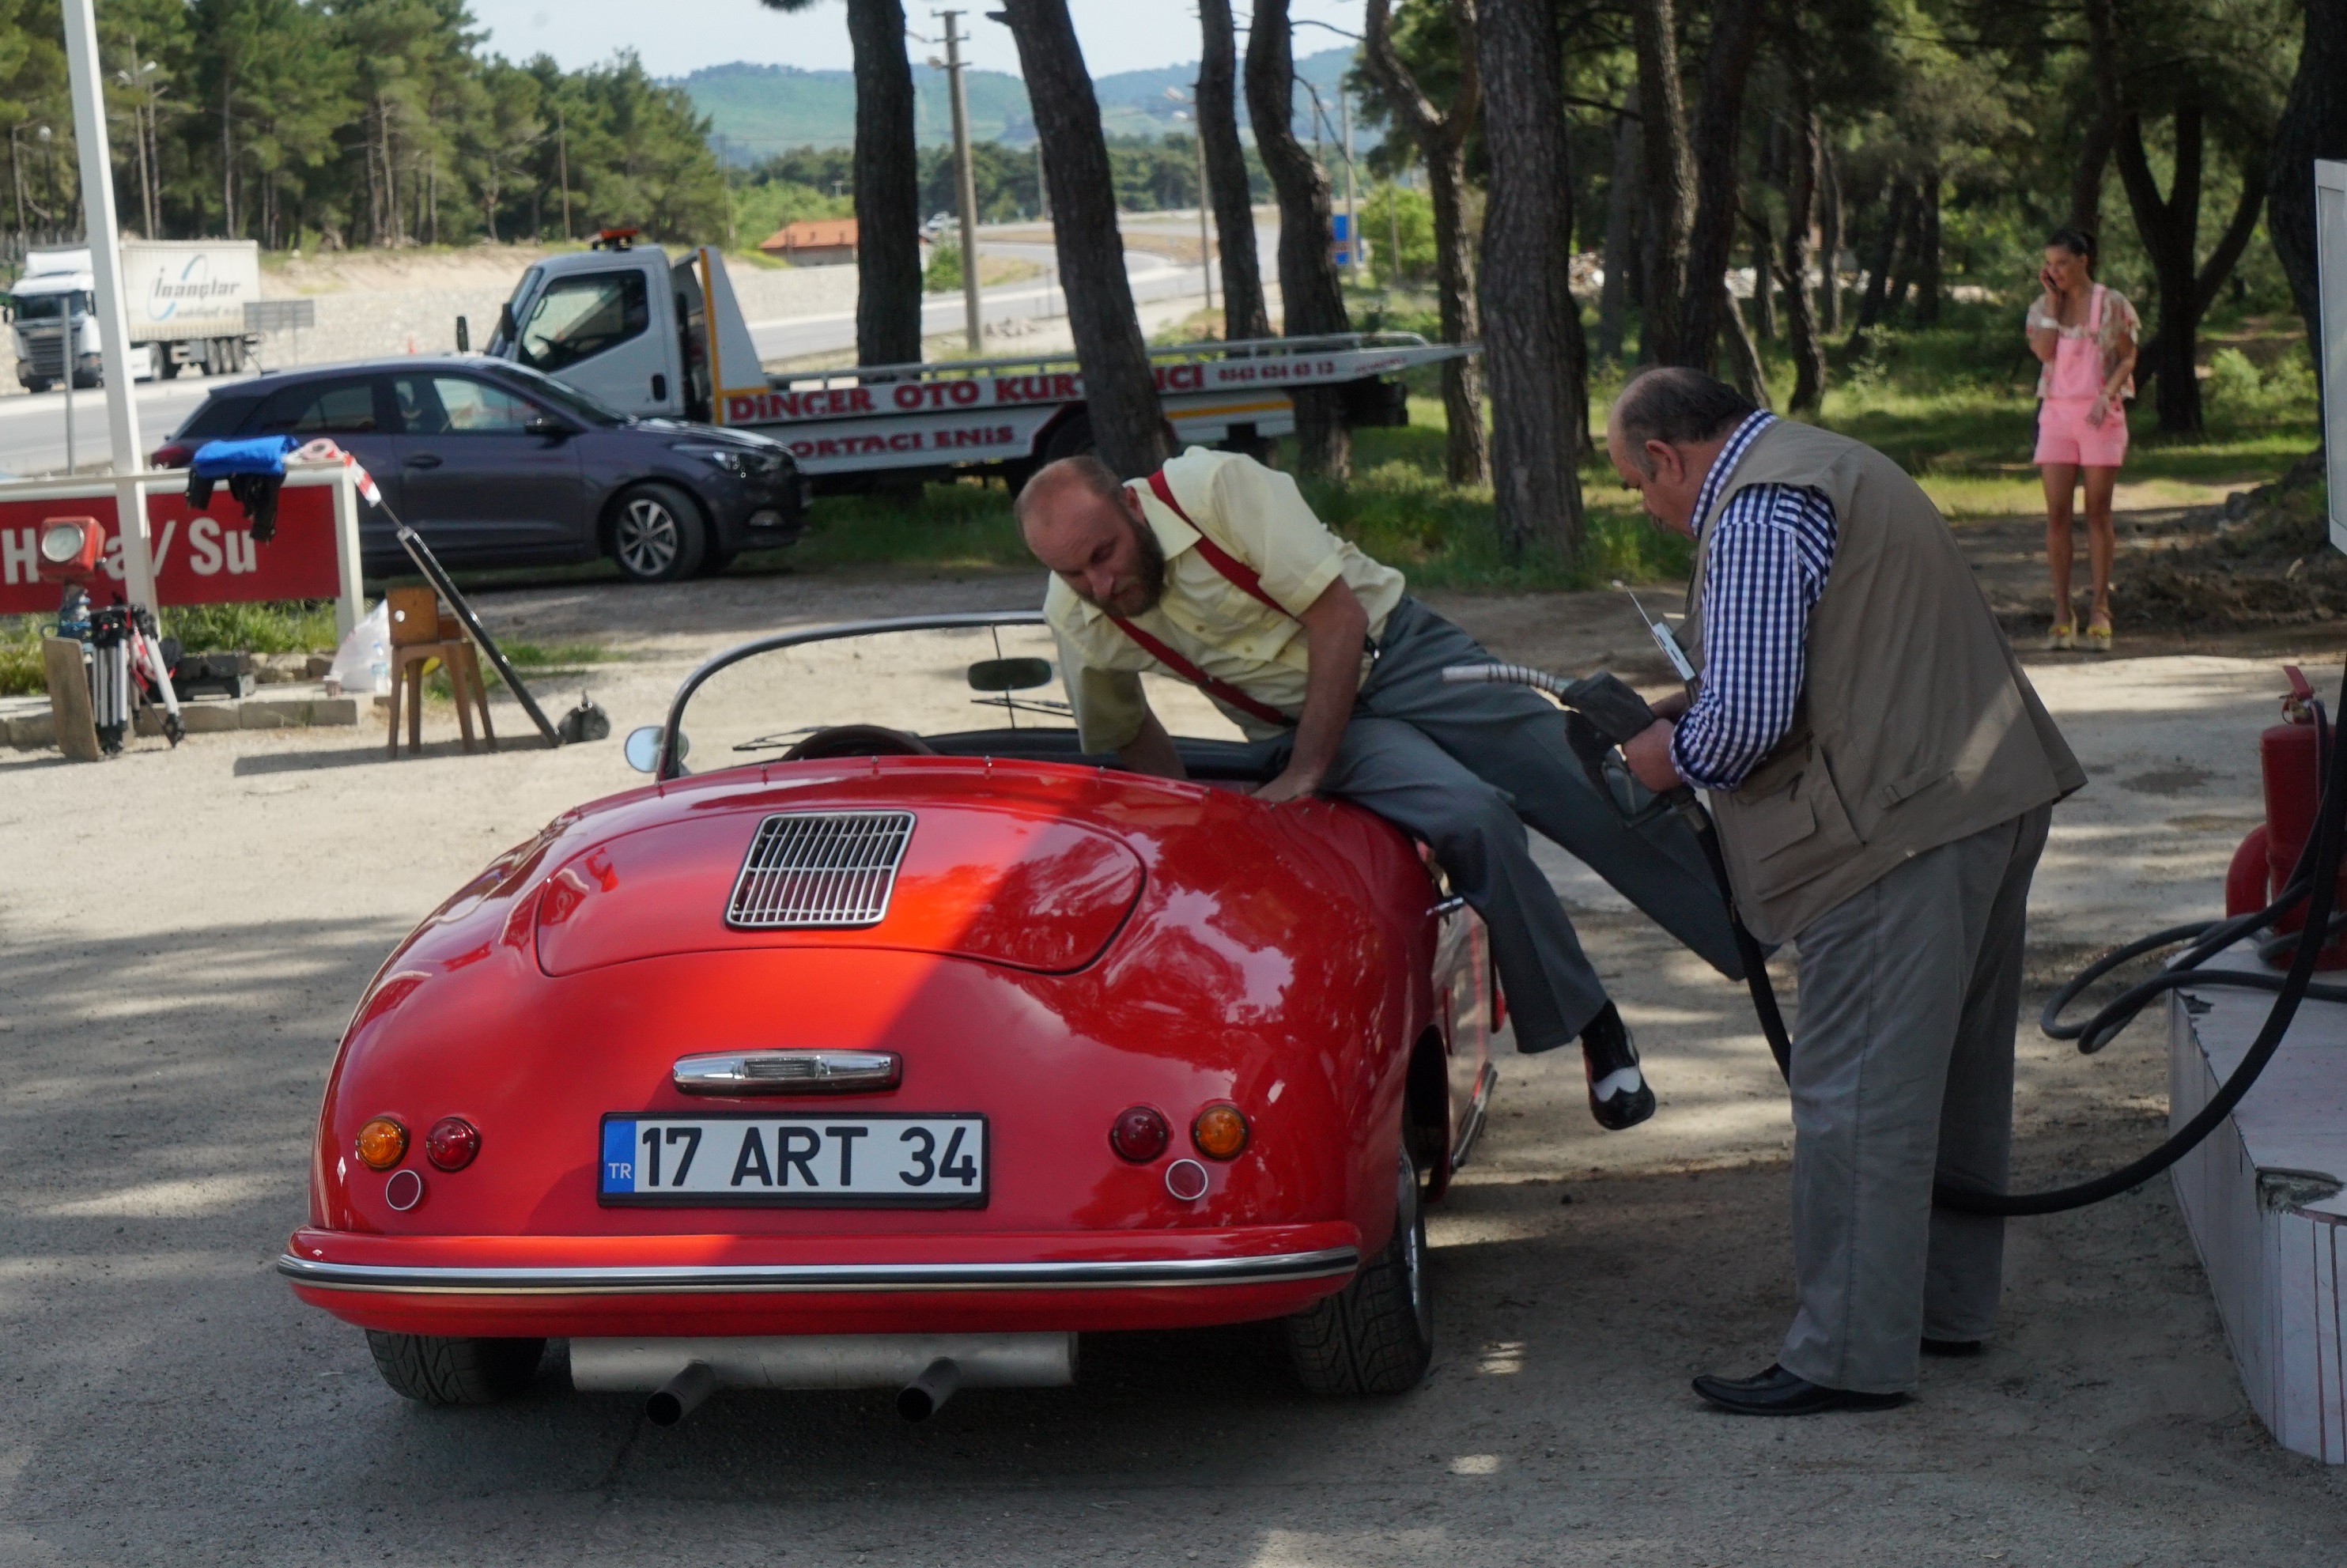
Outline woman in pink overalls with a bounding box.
[2028,228,2139,652]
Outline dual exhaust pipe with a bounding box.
[572,1332,1076,1427]
[643,1354,965,1426]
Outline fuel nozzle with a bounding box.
[1441,663,1658,748]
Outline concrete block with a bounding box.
[180,703,242,734]
[5,710,55,748]
[240,695,358,729]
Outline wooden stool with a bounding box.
[386,587,497,758]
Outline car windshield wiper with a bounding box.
[733,727,825,753]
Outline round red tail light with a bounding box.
[424,1116,481,1172]
[1109,1105,1170,1162]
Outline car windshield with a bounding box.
[666,618,1256,779]
[484,361,626,426]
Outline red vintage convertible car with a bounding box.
[282,611,1506,1420]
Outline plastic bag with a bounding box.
[324,600,391,697]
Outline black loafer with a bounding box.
[1691,1363,1907,1416]
[1921,1337,1984,1358]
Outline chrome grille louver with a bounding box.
[726,810,915,929]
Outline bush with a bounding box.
[924,243,962,295]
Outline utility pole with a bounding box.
[39,124,55,236]
[1164,87,1214,312]
[936,10,984,354]
[1338,88,1360,282]
[717,133,735,248]
[1034,138,1048,221]
[555,105,571,240]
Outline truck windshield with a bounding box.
[10,293,79,320]
[512,270,649,374]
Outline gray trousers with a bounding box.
[1261,597,1742,1052]
[1778,803,2051,1393]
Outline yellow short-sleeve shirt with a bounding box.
[1043,447,1408,753]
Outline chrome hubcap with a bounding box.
[616,498,679,577]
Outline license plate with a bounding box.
[598,1113,988,1208]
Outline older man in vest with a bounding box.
[1019,447,1745,1130]
[1608,368,2086,1415]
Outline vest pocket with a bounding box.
[1728,750,1865,897]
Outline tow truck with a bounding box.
[481,232,1472,488]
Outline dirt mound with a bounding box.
[2111,454,2345,630]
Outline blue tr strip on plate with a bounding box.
[601,1119,636,1193]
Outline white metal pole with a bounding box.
[941,10,984,355]
[59,0,155,614]
[1340,90,1360,283]
[1193,96,1214,312]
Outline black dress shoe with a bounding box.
[1581,1004,1656,1131]
[1691,1363,1907,1416]
[1921,1337,1984,1358]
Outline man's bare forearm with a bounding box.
[1116,709,1188,779]
[1256,581,1368,801]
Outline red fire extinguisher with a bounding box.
[2224,664,2347,967]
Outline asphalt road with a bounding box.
[0,372,236,477]
[2,565,2343,1566]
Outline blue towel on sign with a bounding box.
[191,435,299,478]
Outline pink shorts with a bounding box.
[2034,396,2128,468]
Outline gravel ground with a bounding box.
[2,566,2344,1565]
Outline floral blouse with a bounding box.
[2024,285,2140,400]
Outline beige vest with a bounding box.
[1680,419,2084,943]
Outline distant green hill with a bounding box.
[677,47,1366,158]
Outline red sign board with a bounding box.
[0,484,342,616]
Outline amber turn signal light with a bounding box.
[1192,1103,1249,1159]
[1109,1105,1170,1162]
[424,1116,480,1172]
[356,1116,409,1170]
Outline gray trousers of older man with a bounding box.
[1257,596,1744,1052]
[1776,803,2052,1394]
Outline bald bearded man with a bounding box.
[1016,446,1744,1129]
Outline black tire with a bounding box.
[21,376,49,395]
[364,1331,544,1406]
[159,356,181,381]
[1285,1143,1434,1395]
[694,542,737,577]
[1041,411,1094,463]
[607,482,709,584]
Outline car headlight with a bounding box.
[679,444,785,479]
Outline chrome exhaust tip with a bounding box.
[645,1359,717,1427]
[895,1356,962,1422]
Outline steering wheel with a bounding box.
[779,724,938,761]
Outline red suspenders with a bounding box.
[1102,470,1298,729]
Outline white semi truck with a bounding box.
[6,240,260,391]
[482,233,1469,487]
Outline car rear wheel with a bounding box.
[607,483,708,584]
[364,1331,545,1406]
[1285,1142,1434,1395]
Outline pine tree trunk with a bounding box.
[1476,0,1585,562]
[1597,88,1640,364]
[2268,0,2347,376]
[848,0,924,368]
[1003,0,1170,478]
[1364,0,1485,486]
[1742,207,1776,338]
[1675,0,1766,370]
[1247,0,1351,477]
[1629,0,1693,366]
[1781,104,1824,413]
[1720,283,1771,408]
[1198,0,1271,342]
[1914,165,1941,326]
[1817,146,1843,334]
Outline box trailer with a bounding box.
[6,240,259,390]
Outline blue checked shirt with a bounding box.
[1669,412,1840,791]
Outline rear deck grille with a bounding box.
[726,810,916,929]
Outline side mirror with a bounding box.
[525,414,569,438]
[624,725,688,773]
[968,656,1053,693]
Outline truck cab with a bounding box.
[7,252,100,392]
[484,232,714,422]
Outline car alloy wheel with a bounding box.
[614,496,682,579]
